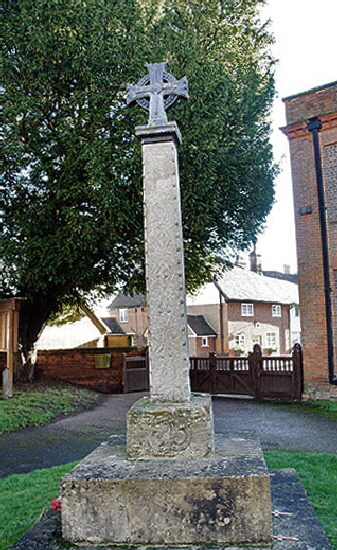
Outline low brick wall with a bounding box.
[35,347,142,393]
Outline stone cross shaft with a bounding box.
[127,63,191,402]
[140,128,191,402]
[127,62,188,126]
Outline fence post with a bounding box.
[250,344,262,399]
[209,351,217,395]
[122,353,127,394]
[292,343,303,401]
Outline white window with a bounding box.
[119,309,128,323]
[201,336,209,347]
[272,304,281,317]
[234,334,246,348]
[265,332,277,349]
[241,303,254,316]
[285,329,290,350]
[252,335,262,346]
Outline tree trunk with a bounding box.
[19,294,58,367]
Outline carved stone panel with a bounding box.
[126,395,214,460]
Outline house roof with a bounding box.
[187,267,298,306]
[101,317,125,334]
[187,314,217,336]
[109,293,147,309]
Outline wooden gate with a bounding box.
[122,353,149,393]
[190,344,303,401]
[122,344,303,400]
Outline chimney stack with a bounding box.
[250,245,262,274]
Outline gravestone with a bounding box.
[61,63,273,546]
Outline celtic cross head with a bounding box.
[127,62,188,126]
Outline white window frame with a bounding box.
[241,303,254,316]
[272,304,281,317]
[234,334,246,348]
[285,329,290,350]
[201,336,209,347]
[265,332,277,349]
[119,308,128,323]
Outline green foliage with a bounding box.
[0,461,79,550]
[0,385,99,433]
[264,451,337,549]
[47,304,84,325]
[3,0,276,353]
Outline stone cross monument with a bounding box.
[127,61,190,403]
[126,62,213,458]
[61,63,273,546]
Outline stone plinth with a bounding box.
[61,432,273,545]
[127,395,213,459]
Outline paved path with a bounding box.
[1,393,336,477]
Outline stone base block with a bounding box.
[61,432,273,545]
[126,395,214,459]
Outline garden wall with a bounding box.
[35,347,143,393]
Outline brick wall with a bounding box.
[283,82,337,399]
[324,142,337,375]
[187,301,291,355]
[284,82,337,125]
[188,335,217,357]
[110,306,148,347]
[35,347,141,393]
[227,302,290,354]
[187,303,225,354]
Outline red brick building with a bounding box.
[109,268,299,358]
[187,268,299,357]
[282,81,337,400]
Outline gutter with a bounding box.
[307,117,337,384]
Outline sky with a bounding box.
[254,0,336,273]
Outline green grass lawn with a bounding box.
[264,451,337,550]
[273,399,337,420]
[0,461,78,550]
[0,383,100,434]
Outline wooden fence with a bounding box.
[190,344,303,401]
[123,344,303,401]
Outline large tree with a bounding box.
[3,0,276,359]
